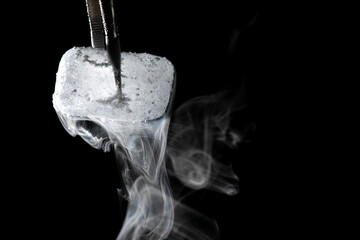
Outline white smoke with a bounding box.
[69,117,174,240]
[167,90,254,195]
[55,89,253,239]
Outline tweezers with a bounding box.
[85,0,121,86]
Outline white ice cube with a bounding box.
[53,47,175,124]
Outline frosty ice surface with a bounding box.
[53,47,175,124]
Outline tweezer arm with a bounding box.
[99,0,121,86]
[85,0,105,48]
[86,0,121,87]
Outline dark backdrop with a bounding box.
[3,1,297,239]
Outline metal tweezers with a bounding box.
[85,0,121,86]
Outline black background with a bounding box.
[2,1,303,239]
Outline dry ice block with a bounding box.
[53,47,175,135]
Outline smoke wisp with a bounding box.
[167,90,253,195]
[55,88,252,239]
